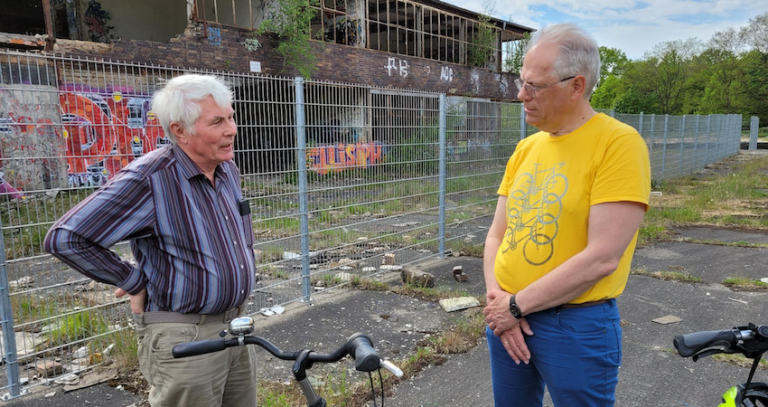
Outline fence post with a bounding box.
[705,115,712,164]
[734,115,740,154]
[693,115,700,169]
[294,77,311,302]
[679,115,686,173]
[609,109,615,117]
[661,115,669,179]
[649,114,656,176]
[0,217,22,400]
[438,94,447,259]
[519,104,526,141]
[750,116,760,151]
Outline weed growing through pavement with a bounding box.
[722,277,768,291]
[630,269,703,284]
[641,154,768,246]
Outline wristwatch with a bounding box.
[509,295,523,319]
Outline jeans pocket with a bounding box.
[612,320,623,365]
[556,309,607,335]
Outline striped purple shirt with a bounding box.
[44,145,255,315]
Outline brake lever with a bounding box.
[692,348,726,362]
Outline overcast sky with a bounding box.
[443,0,768,60]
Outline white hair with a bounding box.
[151,74,233,144]
[526,23,601,99]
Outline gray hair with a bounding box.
[526,23,601,99]
[151,74,233,144]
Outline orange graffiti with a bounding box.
[58,91,168,186]
[307,142,385,175]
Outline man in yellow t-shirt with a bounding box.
[483,23,650,407]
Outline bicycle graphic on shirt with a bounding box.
[503,163,568,266]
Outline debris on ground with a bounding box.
[401,266,435,288]
[439,297,480,312]
[652,315,682,325]
[452,265,468,282]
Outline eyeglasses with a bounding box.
[514,76,576,99]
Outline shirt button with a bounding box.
[240,264,244,269]
[225,216,229,220]
[234,241,238,245]
[241,290,245,294]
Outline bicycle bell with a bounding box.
[229,316,255,336]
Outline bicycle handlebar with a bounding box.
[171,316,402,407]
[674,324,768,360]
[674,329,753,357]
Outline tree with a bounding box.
[468,13,498,68]
[742,12,768,53]
[614,84,660,114]
[738,49,768,124]
[259,0,319,78]
[640,39,701,114]
[503,32,530,74]
[590,74,625,109]
[598,46,628,85]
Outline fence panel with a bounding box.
[444,99,520,256]
[0,49,744,399]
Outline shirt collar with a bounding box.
[171,144,228,181]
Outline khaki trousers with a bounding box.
[136,319,258,407]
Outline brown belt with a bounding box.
[557,299,611,310]
[133,305,244,325]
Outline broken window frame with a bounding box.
[193,0,517,70]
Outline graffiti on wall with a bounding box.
[307,142,385,175]
[58,87,169,188]
[207,27,222,46]
[0,87,66,196]
[84,0,114,43]
[385,58,410,78]
[440,67,453,82]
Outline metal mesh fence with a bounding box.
[0,49,742,399]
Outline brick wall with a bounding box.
[54,22,519,101]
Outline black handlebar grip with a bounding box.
[172,339,227,358]
[673,330,736,357]
[347,333,380,372]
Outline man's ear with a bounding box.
[571,76,588,100]
[170,122,187,144]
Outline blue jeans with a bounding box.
[486,299,622,407]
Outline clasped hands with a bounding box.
[484,289,534,365]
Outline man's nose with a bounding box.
[226,118,237,137]
[517,86,532,101]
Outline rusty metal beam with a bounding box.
[41,0,56,52]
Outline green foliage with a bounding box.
[258,0,320,78]
[587,13,768,125]
[598,46,629,84]
[46,311,110,346]
[613,84,660,114]
[503,32,530,74]
[468,13,498,68]
[109,329,140,369]
[590,74,624,110]
[386,124,440,175]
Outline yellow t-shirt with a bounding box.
[495,113,651,302]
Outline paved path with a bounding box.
[7,227,768,407]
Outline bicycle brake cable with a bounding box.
[369,371,377,407]
[379,369,385,407]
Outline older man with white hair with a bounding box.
[45,74,257,407]
[483,24,651,406]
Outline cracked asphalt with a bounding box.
[6,226,768,406]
